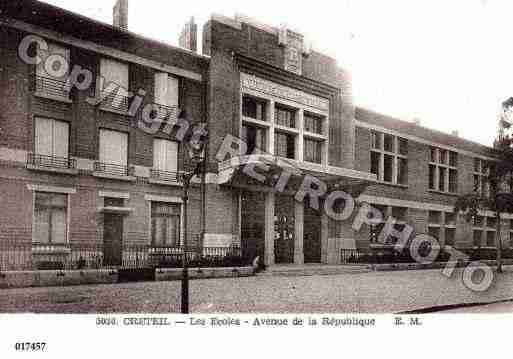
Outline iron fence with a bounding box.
[94,162,134,177]
[0,241,244,271]
[27,153,77,170]
[341,247,513,265]
[33,75,71,100]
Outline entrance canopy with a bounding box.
[218,155,377,195]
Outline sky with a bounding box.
[40,0,513,146]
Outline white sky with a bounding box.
[40,0,513,146]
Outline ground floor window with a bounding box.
[33,192,68,244]
[151,202,181,247]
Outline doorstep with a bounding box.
[258,264,372,277]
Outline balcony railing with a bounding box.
[27,153,77,170]
[150,169,181,183]
[94,162,134,177]
[33,75,71,101]
[99,91,131,113]
[154,103,178,124]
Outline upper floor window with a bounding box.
[33,192,68,244]
[242,96,267,122]
[242,124,267,155]
[370,130,408,185]
[99,58,129,111]
[99,129,128,166]
[304,112,324,135]
[275,131,296,160]
[429,147,458,193]
[155,73,179,108]
[35,42,71,100]
[473,158,490,197]
[304,138,323,164]
[153,139,178,174]
[275,105,296,128]
[35,117,69,159]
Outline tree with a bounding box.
[454,98,513,273]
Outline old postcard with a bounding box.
[0,0,511,357]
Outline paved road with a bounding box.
[1,267,513,313]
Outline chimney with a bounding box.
[451,130,459,137]
[113,0,128,31]
[179,17,198,53]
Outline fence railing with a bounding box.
[94,162,134,177]
[0,242,244,271]
[27,153,77,170]
[33,75,71,100]
[150,169,181,183]
[340,247,513,265]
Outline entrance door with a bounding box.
[304,204,321,263]
[274,195,294,264]
[241,191,265,263]
[104,214,123,266]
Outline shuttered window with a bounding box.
[35,117,69,158]
[33,192,68,244]
[99,129,128,166]
[154,73,179,107]
[36,42,70,80]
[153,139,178,173]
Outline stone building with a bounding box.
[0,0,510,271]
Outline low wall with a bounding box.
[372,259,513,272]
[155,266,255,281]
[0,269,118,289]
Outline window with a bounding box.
[275,131,295,159]
[473,230,483,247]
[154,73,179,107]
[428,211,441,224]
[429,147,458,193]
[486,231,496,247]
[275,106,296,128]
[242,124,267,155]
[445,228,455,246]
[304,113,324,134]
[369,204,387,243]
[242,96,266,121]
[33,192,68,244]
[370,131,408,185]
[99,58,129,110]
[153,139,178,173]
[99,129,128,166]
[304,138,323,164]
[35,117,69,159]
[473,158,489,197]
[151,202,181,247]
[35,42,71,99]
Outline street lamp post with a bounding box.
[180,122,207,314]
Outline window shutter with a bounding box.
[51,209,67,244]
[100,58,129,89]
[154,73,168,105]
[100,130,128,165]
[154,139,178,172]
[165,140,178,173]
[52,120,69,158]
[166,75,179,107]
[35,118,53,156]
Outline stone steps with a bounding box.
[257,264,371,277]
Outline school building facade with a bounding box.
[0,0,510,271]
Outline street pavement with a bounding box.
[1,267,513,313]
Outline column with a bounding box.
[294,201,304,265]
[321,212,329,264]
[297,109,304,162]
[264,192,275,266]
[268,100,275,155]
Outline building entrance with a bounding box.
[274,194,295,264]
